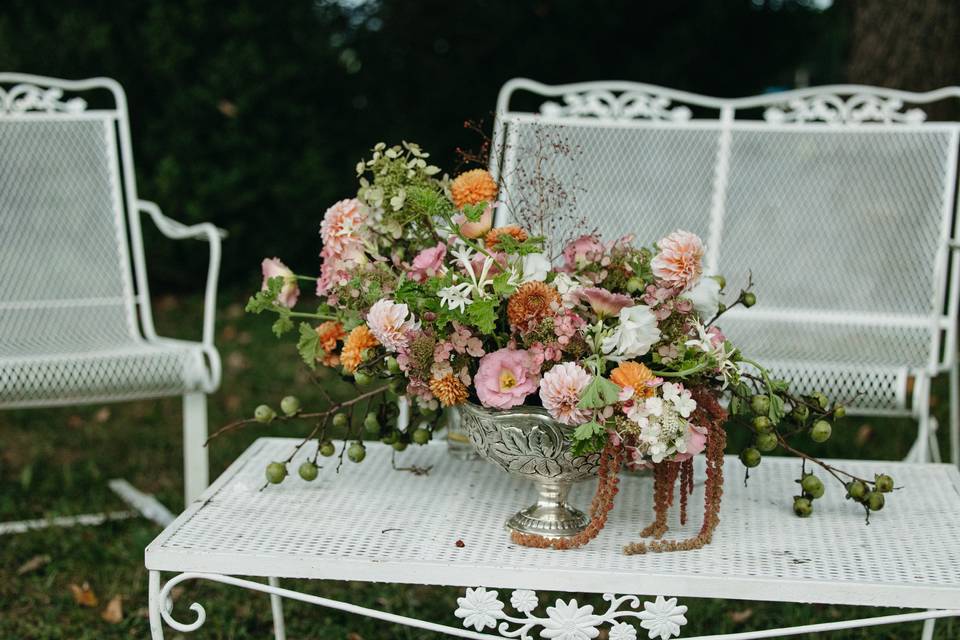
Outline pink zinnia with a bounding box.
[651,230,704,292]
[366,299,418,352]
[320,198,367,262]
[407,242,447,283]
[260,257,299,308]
[578,287,633,317]
[474,348,540,409]
[539,362,593,426]
[562,234,605,271]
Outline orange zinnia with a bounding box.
[610,361,657,398]
[485,225,528,250]
[429,374,469,407]
[340,325,379,373]
[450,168,498,209]
[507,281,561,330]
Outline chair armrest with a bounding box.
[137,199,224,351]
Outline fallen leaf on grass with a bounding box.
[67,415,84,429]
[94,407,111,423]
[727,608,753,623]
[101,595,123,623]
[16,554,51,575]
[855,424,873,446]
[69,582,99,608]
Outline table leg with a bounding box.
[921,618,936,640]
[268,576,287,640]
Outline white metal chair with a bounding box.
[0,74,222,522]
[491,78,960,466]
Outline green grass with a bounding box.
[0,290,956,639]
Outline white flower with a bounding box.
[510,589,539,613]
[662,382,697,418]
[637,596,687,640]
[552,272,582,308]
[451,242,497,299]
[365,299,418,352]
[541,599,601,640]
[602,305,661,360]
[520,252,551,283]
[686,276,721,321]
[439,283,473,313]
[455,587,504,632]
[609,621,638,640]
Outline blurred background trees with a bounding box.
[0,0,954,289]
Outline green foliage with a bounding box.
[571,420,606,456]
[465,298,497,334]
[577,376,621,409]
[246,276,283,314]
[296,322,320,369]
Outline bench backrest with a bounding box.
[0,75,156,356]
[491,80,960,373]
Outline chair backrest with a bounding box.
[0,75,154,356]
[492,79,960,372]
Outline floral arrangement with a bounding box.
[215,141,896,554]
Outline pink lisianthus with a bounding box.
[366,299,419,352]
[261,257,299,308]
[455,203,494,239]
[474,348,540,409]
[539,362,593,425]
[320,198,367,262]
[651,230,704,292]
[407,242,447,283]
[578,287,633,317]
[562,234,605,271]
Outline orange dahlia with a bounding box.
[451,168,498,209]
[315,321,346,367]
[507,281,562,329]
[429,374,469,407]
[340,325,379,373]
[484,225,528,250]
[610,361,657,398]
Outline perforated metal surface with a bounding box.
[0,78,215,407]
[147,438,960,609]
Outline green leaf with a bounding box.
[492,272,517,297]
[245,276,283,314]
[768,393,786,425]
[461,201,487,222]
[272,315,294,337]
[572,420,604,441]
[577,376,621,409]
[296,322,320,370]
[465,298,497,334]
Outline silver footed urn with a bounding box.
[459,402,600,538]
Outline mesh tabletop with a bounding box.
[146,438,960,609]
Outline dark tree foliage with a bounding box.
[0,0,844,289]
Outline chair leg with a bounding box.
[921,617,936,640]
[182,393,209,505]
[951,361,960,467]
[268,576,286,640]
[906,375,932,463]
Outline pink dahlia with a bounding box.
[260,257,299,308]
[474,348,540,409]
[366,299,419,352]
[651,230,704,292]
[578,287,633,317]
[320,198,367,262]
[407,242,447,283]
[539,362,593,425]
[562,234,605,271]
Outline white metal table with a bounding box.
[146,438,960,639]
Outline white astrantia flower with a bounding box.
[455,587,505,632]
[520,252,551,283]
[510,589,539,613]
[439,283,473,313]
[541,599,602,640]
[602,304,661,360]
[685,320,739,387]
[637,595,688,640]
[686,276,722,321]
[450,242,497,300]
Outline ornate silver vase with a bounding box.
[459,402,601,538]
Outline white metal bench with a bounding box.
[0,74,222,522]
[491,79,960,466]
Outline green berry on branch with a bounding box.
[800,473,824,499]
[412,428,431,445]
[750,394,770,416]
[360,348,374,362]
[793,496,813,517]
[810,420,832,443]
[354,371,373,386]
[298,461,318,481]
[811,392,829,411]
[332,412,349,429]
[280,395,301,416]
[381,430,399,445]
[319,440,336,457]
[752,415,773,433]
[347,441,366,463]
[832,403,846,419]
[393,441,408,452]
[711,275,726,290]
[740,447,762,468]
[363,412,381,434]
[866,491,885,511]
[755,432,778,452]
[790,404,809,423]
[386,356,401,375]
[846,480,868,501]
[255,405,277,424]
[875,473,894,493]
[265,462,287,484]
[741,292,756,307]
